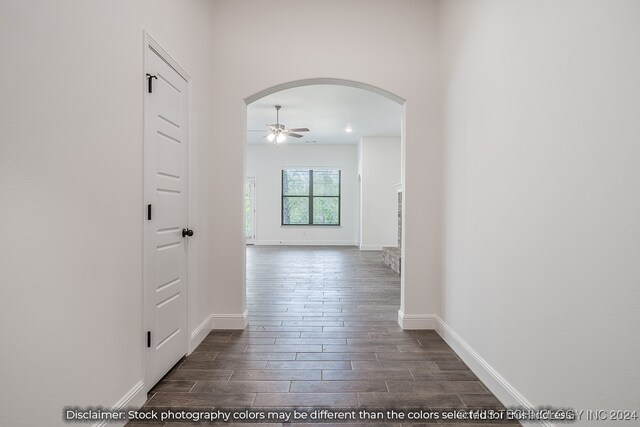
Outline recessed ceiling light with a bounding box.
[345,127,353,133]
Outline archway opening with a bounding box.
[243,78,406,328]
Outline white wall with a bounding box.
[210,0,442,329]
[0,1,215,425]
[359,136,401,250]
[247,144,358,245]
[439,0,640,419]
[3,0,638,423]
[0,3,444,423]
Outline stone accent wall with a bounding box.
[383,191,402,275]
[397,190,402,247]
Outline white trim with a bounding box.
[434,316,549,426]
[396,313,548,425]
[255,240,357,246]
[189,314,213,353]
[359,245,384,251]
[144,32,191,81]
[244,78,405,105]
[397,310,438,329]
[93,381,145,427]
[211,310,249,329]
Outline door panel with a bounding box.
[156,117,181,143]
[157,138,182,178]
[144,41,189,390]
[157,245,180,287]
[156,191,181,230]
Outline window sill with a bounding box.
[280,224,342,227]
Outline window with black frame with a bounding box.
[281,169,341,225]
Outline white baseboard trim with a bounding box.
[93,380,145,427]
[211,310,248,329]
[359,245,384,251]
[189,314,213,353]
[255,240,357,246]
[397,310,438,329]
[434,315,549,426]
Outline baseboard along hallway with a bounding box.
[134,246,516,426]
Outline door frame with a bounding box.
[142,31,192,393]
[246,177,256,244]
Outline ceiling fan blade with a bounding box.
[284,132,304,138]
[247,129,266,132]
[286,128,310,132]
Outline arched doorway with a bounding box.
[245,78,405,105]
[244,78,407,326]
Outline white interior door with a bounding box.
[143,37,190,390]
[246,177,256,244]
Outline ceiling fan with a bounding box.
[264,105,310,144]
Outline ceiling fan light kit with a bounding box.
[266,105,310,146]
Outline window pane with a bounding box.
[283,197,309,224]
[313,197,339,225]
[282,170,310,196]
[312,170,340,196]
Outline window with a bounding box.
[282,169,341,225]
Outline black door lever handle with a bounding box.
[146,73,158,93]
[182,228,194,238]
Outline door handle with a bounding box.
[182,228,194,238]
[146,73,158,93]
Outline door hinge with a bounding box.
[146,73,158,93]
[146,331,151,348]
[147,204,152,220]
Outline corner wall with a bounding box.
[210,0,443,332]
[438,0,640,416]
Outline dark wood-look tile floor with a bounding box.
[132,246,518,426]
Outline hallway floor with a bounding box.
[134,246,517,426]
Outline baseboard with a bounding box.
[189,314,213,353]
[397,310,438,329]
[359,245,384,251]
[434,315,549,426]
[255,240,357,246]
[93,380,145,427]
[211,310,248,329]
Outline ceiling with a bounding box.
[246,85,402,145]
